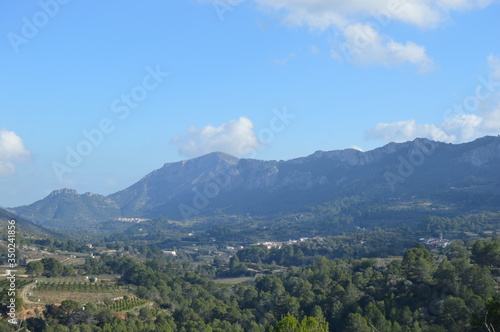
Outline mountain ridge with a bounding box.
[11,136,500,227]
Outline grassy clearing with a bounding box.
[27,290,130,305]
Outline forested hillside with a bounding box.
[2,229,500,331]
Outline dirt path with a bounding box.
[20,281,37,305]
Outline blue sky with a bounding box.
[1,0,500,207]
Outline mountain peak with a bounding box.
[189,151,239,164]
[160,151,239,170]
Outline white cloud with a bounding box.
[350,145,364,152]
[0,129,30,160]
[366,108,500,143]
[440,113,485,141]
[254,0,494,29]
[333,23,434,71]
[172,117,260,157]
[365,119,454,142]
[253,0,494,69]
[0,129,30,175]
[365,55,500,143]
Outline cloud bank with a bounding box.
[0,129,30,175]
[254,0,494,69]
[172,117,260,157]
[332,23,434,72]
[365,55,500,143]
[255,0,493,29]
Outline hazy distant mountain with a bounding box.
[12,188,120,228]
[12,136,500,227]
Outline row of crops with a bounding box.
[0,278,32,290]
[35,281,120,292]
[96,297,148,312]
[2,278,147,313]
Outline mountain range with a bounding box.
[10,136,500,230]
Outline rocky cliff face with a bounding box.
[48,188,78,196]
[455,136,500,166]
